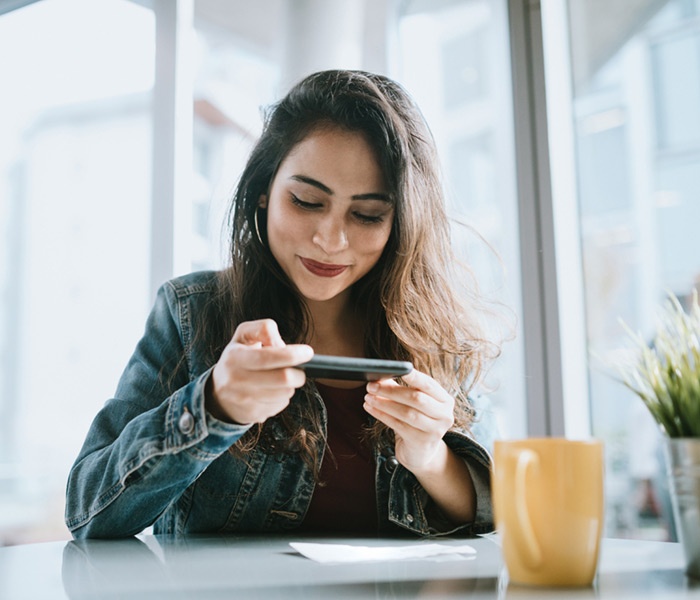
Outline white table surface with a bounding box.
[0,534,697,599]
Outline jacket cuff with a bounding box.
[165,368,252,458]
[387,431,495,537]
[462,454,494,535]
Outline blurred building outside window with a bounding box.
[552,0,700,540]
[395,0,526,448]
[0,0,155,543]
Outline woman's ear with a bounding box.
[258,195,268,209]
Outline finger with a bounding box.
[369,370,452,406]
[237,366,307,391]
[363,400,402,430]
[234,394,295,424]
[366,380,439,415]
[228,342,314,371]
[401,369,454,402]
[364,392,442,432]
[368,387,436,419]
[364,399,430,438]
[232,319,286,348]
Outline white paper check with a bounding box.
[289,542,477,564]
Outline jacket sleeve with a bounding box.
[65,281,248,539]
[386,429,494,537]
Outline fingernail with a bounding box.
[367,382,378,393]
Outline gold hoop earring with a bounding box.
[254,206,264,245]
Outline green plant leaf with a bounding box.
[616,290,700,438]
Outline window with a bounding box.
[395,0,526,445]
[7,0,689,546]
[545,0,700,540]
[0,0,155,543]
[190,14,280,272]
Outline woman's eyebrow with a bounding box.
[290,174,391,202]
[291,174,332,194]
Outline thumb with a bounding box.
[233,319,286,348]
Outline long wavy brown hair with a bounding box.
[199,70,501,472]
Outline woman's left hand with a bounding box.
[363,369,454,474]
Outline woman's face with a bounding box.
[262,126,394,305]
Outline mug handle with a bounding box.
[513,449,543,569]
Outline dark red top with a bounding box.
[302,382,378,532]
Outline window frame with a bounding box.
[508,0,591,437]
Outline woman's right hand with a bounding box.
[207,319,313,425]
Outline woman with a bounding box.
[65,70,498,539]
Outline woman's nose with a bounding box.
[312,216,349,254]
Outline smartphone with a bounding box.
[297,354,413,381]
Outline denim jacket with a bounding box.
[65,271,494,539]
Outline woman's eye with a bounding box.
[290,193,387,224]
[291,194,322,210]
[353,212,385,225]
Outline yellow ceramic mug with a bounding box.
[493,438,604,587]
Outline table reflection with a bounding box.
[62,537,176,599]
[59,535,698,599]
[499,579,599,600]
[61,535,502,599]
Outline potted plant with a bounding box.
[619,290,700,579]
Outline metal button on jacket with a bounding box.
[178,409,195,435]
[385,455,399,473]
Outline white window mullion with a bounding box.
[541,0,592,439]
[150,0,194,302]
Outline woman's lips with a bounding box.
[300,257,348,277]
